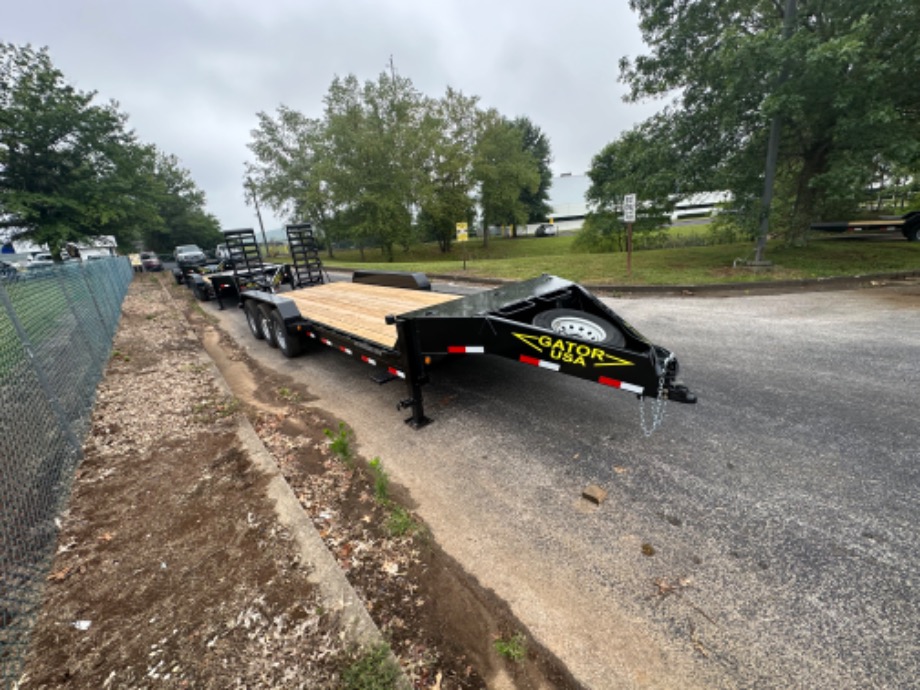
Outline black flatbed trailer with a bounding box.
[187,262,293,307]
[810,211,920,241]
[238,272,696,431]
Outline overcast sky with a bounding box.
[4,0,663,231]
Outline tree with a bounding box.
[512,117,553,227]
[142,151,221,253]
[472,111,540,247]
[620,0,920,243]
[0,43,217,257]
[0,44,148,255]
[579,116,676,252]
[320,71,424,261]
[246,107,340,256]
[415,87,480,253]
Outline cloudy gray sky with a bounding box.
[4,0,662,230]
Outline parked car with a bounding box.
[28,252,55,267]
[174,244,207,268]
[534,223,557,237]
[140,251,163,272]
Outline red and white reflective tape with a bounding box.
[598,376,644,395]
[518,354,561,371]
[448,345,485,354]
[307,334,403,378]
[307,331,317,339]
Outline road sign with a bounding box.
[623,194,637,223]
[456,222,468,242]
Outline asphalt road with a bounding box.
[210,278,920,689]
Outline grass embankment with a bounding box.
[317,233,920,286]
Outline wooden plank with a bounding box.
[285,282,460,348]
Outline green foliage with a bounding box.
[248,75,547,257]
[513,116,553,224]
[493,632,528,662]
[619,0,920,243]
[473,111,540,244]
[324,421,353,465]
[340,644,401,690]
[386,505,419,538]
[368,457,389,503]
[0,43,219,255]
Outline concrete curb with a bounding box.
[162,279,412,689]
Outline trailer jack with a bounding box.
[398,398,432,429]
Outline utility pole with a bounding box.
[247,178,270,253]
[754,0,797,265]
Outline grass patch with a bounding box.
[493,632,528,663]
[340,644,401,690]
[322,234,920,286]
[276,386,301,403]
[324,421,353,466]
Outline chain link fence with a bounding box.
[0,257,133,687]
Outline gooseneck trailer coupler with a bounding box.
[239,273,696,432]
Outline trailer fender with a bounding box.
[353,270,432,291]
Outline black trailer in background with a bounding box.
[810,210,920,241]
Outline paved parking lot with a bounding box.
[214,279,920,689]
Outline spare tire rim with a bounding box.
[549,315,608,342]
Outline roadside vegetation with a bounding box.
[306,230,920,286]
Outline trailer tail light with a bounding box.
[598,376,644,395]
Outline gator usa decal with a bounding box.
[512,333,634,367]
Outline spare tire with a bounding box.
[533,308,625,347]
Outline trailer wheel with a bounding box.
[533,309,625,347]
[271,310,303,358]
[244,301,265,340]
[904,225,920,242]
[258,304,278,347]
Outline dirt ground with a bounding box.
[17,273,577,689]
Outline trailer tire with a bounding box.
[904,225,920,242]
[533,309,625,347]
[258,304,278,347]
[244,301,265,340]
[271,310,303,358]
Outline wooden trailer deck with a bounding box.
[285,282,460,348]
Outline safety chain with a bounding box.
[639,354,673,437]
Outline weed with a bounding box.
[493,632,528,663]
[111,349,131,363]
[276,386,301,403]
[386,505,419,538]
[369,457,389,502]
[340,644,401,690]
[324,422,353,465]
